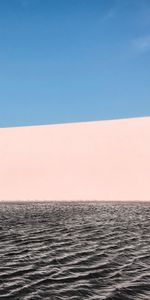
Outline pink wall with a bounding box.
[0,117,150,201]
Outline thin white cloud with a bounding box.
[18,0,40,8]
[133,35,150,53]
[18,0,29,7]
[101,0,125,23]
[101,7,116,22]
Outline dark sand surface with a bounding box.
[0,202,150,299]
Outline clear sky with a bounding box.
[0,0,150,127]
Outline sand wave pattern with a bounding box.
[0,202,150,300]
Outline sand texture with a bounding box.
[0,117,150,201]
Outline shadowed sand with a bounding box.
[0,117,150,201]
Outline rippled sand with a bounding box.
[0,202,150,299]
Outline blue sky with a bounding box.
[0,0,150,127]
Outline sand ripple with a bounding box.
[0,202,150,299]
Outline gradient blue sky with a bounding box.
[0,0,150,127]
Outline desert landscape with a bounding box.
[0,116,150,201]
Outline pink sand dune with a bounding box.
[0,117,150,201]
